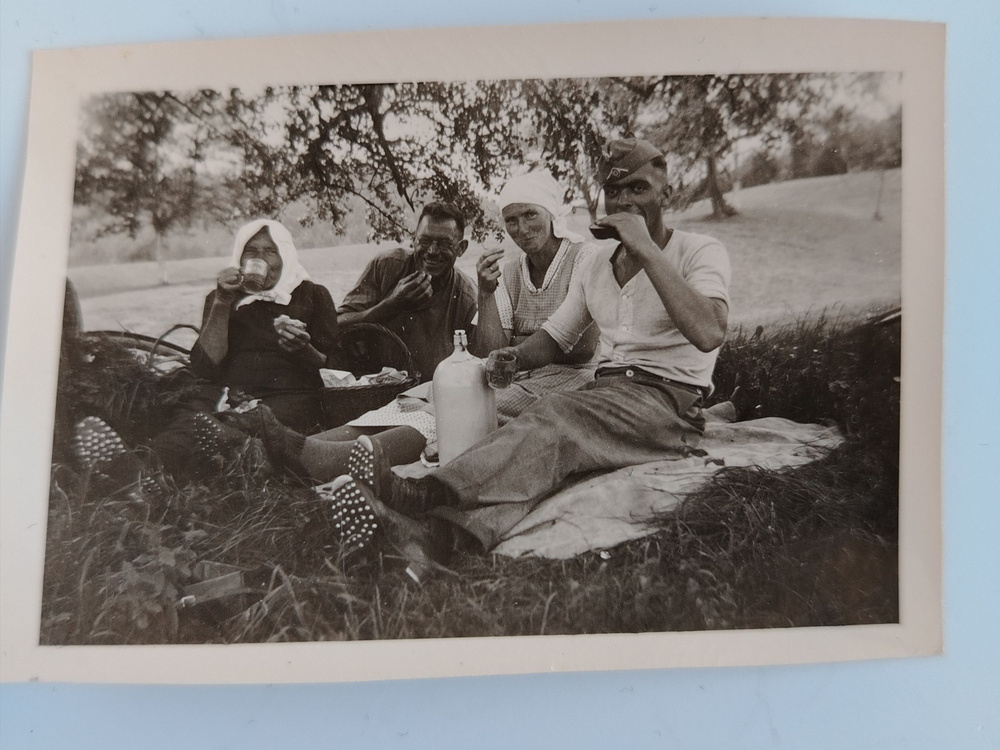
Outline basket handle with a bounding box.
[335,322,418,381]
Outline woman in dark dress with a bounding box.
[71,220,338,485]
[189,219,338,433]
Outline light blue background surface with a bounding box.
[1,1,997,748]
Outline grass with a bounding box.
[44,170,902,643]
[40,311,900,644]
[676,170,901,323]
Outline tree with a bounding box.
[74,91,233,280]
[630,74,831,218]
[222,78,635,234]
[811,143,849,176]
[739,150,781,188]
[517,78,636,221]
[73,74,898,258]
[831,106,902,172]
[220,81,525,242]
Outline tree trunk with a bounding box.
[570,166,599,223]
[789,127,811,179]
[873,169,885,221]
[706,153,737,219]
[154,232,169,286]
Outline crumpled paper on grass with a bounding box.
[319,367,409,388]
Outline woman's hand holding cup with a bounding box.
[216,267,243,304]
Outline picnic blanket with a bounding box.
[394,413,843,560]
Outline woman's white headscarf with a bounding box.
[229,219,310,309]
[497,170,584,243]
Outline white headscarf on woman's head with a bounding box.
[230,219,311,309]
[497,170,584,243]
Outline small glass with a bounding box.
[240,258,269,293]
[487,350,518,389]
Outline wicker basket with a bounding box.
[320,324,421,428]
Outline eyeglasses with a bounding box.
[414,237,459,253]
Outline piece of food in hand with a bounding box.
[274,314,307,333]
[480,250,502,272]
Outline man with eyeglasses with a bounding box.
[338,202,478,382]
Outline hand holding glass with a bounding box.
[487,350,518,389]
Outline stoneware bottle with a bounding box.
[432,329,497,465]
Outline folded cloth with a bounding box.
[394,416,844,560]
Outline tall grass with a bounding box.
[708,309,900,534]
[40,310,900,644]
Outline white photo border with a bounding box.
[0,17,943,683]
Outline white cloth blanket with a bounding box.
[491,417,843,559]
[392,415,843,559]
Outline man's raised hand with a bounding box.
[594,214,657,259]
[387,271,433,311]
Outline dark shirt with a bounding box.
[338,247,477,382]
[190,280,339,393]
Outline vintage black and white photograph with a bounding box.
[42,70,905,644]
[0,19,943,681]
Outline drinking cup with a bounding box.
[589,223,620,241]
[487,350,518,389]
[240,258,269,293]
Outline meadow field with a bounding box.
[72,170,900,339]
[41,170,903,644]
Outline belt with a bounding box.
[595,366,708,399]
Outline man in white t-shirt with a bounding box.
[341,138,732,559]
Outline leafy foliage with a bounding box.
[74,92,238,259]
[630,74,838,216]
[71,74,899,250]
[738,151,781,189]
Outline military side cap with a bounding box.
[597,138,664,184]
